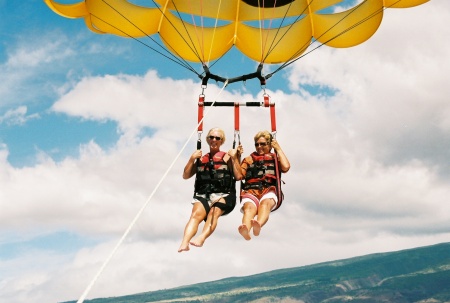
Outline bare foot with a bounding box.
[178,244,190,253]
[189,237,205,248]
[251,219,261,236]
[238,224,251,240]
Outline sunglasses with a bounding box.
[254,142,268,147]
[208,136,222,141]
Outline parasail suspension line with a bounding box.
[98,0,199,76]
[206,0,224,65]
[267,0,393,78]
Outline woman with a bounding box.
[236,130,290,240]
[178,127,242,252]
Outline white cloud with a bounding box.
[1,1,450,303]
[288,1,450,169]
[0,35,75,108]
[0,106,39,126]
[0,27,135,110]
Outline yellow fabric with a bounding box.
[236,17,312,63]
[313,0,384,48]
[44,0,88,18]
[159,13,235,63]
[45,0,429,64]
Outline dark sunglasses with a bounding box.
[254,142,268,147]
[208,136,222,141]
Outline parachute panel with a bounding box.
[235,0,344,21]
[155,0,343,21]
[44,0,88,18]
[85,0,161,37]
[313,0,383,48]
[236,18,312,63]
[155,0,238,21]
[45,0,430,66]
[160,13,235,63]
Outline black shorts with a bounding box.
[193,191,236,220]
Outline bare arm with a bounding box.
[183,150,202,179]
[272,139,290,173]
[227,145,244,180]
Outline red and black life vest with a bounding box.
[194,151,234,195]
[243,152,279,189]
[242,152,283,210]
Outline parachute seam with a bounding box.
[207,0,223,65]
[233,0,240,45]
[258,1,263,62]
[158,0,169,32]
[262,0,301,63]
[165,0,205,64]
[307,0,314,37]
[260,0,275,63]
[186,0,205,62]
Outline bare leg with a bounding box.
[252,198,275,236]
[190,201,225,247]
[239,202,257,240]
[178,203,206,252]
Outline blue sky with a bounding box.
[1,1,449,303]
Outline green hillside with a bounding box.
[66,242,450,303]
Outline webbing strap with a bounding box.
[199,92,276,146]
[264,94,277,134]
[198,94,205,133]
[233,102,240,148]
[272,152,283,211]
[270,103,276,134]
[197,94,205,150]
[234,101,240,132]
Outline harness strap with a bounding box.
[233,101,240,148]
[198,94,205,133]
[272,152,283,211]
[197,94,205,150]
[263,93,277,135]
[270,101,276,134]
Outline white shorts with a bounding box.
[193,193,229,207]
[240,191,278,213]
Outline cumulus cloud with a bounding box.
[0,36,73,108]
[288,1,450,171]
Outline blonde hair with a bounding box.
[254,130,272,144]
[206,127,226,144]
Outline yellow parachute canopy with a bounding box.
[44,0,429,65]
